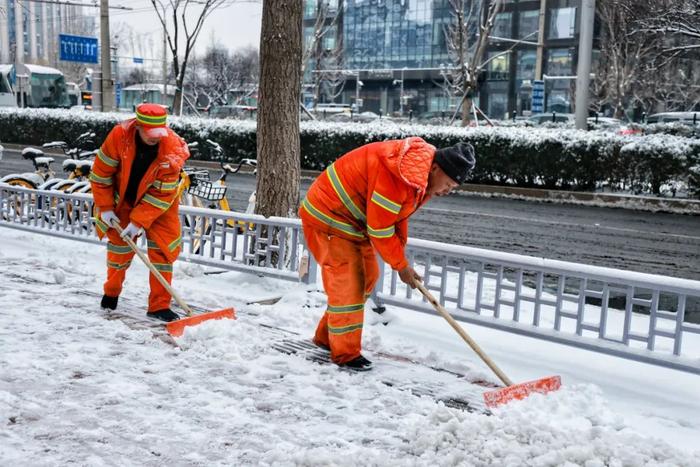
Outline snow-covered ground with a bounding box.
[1,226,699,466]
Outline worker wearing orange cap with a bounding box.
[89,103,190,321]
[300,138,476,370]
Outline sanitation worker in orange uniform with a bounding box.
[300,138,476,370]
[89,103,190,322]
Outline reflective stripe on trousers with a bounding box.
[302,222,380,364]
[103,236,175,312]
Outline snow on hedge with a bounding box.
[1,107,699,196]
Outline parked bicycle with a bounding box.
[40,131,97,194]
[178,139,257,254]
[0,132,97,221]
[0,131,96,191]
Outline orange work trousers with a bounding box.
[303,222,380,364]
[103,235,174,312]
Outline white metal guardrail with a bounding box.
[2,183,699,374]
[0,184,310,283]
[374,240,700,374]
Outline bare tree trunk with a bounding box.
[256,0,302,219]
[461,79,471,126]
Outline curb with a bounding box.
[454,184,700,215]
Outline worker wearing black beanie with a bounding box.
[433,142,476,185]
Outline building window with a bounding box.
[546,48,573,76]
[304,0,316,19]
[547,87,572,113]
[516,50,536,81]
[304,26,315,51]
[492,12,512,39]
[487,91,508,120]
[519,10,539,40]
[323,25,337,50]
[487,51,510,81]
[549,7,576,39]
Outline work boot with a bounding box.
[340,355,373,372]
[147,309,180,322]
[100,295,119,311]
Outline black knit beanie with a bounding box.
[434,142,476,184]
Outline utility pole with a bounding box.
[14,0,25,69]
[162,28,168,105]
[400,67,405,116]
[575,0,595,130]
[28,0,38,61]
[100,0,113,112]
[355,71,362,111]
[534,0,547,80]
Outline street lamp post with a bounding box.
[355,71,363,111]
[100,0,114,112]
[400,67,405,116]
[393,67,406,117]
[575,0,596,130]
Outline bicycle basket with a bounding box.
[187,180,228,201]
[185,169,210,182]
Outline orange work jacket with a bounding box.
[89,119,190,262]
[300,137,436,271]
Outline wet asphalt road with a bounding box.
[2,147,699,281]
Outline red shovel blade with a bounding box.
[166,308,236,337]
[483,375,561,408]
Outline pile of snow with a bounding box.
[1,227,699,465]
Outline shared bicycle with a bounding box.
[178,139,257,254]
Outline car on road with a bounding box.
[328,111,382,123]
[587,117,642,135]
[210,105,257,120]
[527,113,575,125]
[646,112,699,125]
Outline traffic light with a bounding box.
[81,91,92,106]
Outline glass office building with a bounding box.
[343,0,454,70]
[305,0,592,118]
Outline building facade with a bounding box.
[303,0,591,119]
[0,0,95,70]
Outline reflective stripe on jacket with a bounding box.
[299,137,435,270]
[90,119,189,262]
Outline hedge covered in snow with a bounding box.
[1,108,699,196]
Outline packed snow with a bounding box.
[1,227,699,466]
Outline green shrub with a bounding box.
[1,108,698,196]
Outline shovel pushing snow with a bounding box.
[414,281,561,408]
[110,221,235,337]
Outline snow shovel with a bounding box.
[414,280,561,408]
[110,221,235,337]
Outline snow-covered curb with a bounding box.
[453,185,700,215]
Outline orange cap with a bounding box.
[135,103,168,139]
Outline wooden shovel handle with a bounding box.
[414,280,513,387]
[110,221,193,316]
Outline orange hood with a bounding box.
[379,137,436,198]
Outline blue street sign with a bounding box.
[531,79,545,113]
[133,57,144,64]
[115,82,122,108]
[59,34,99,64]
